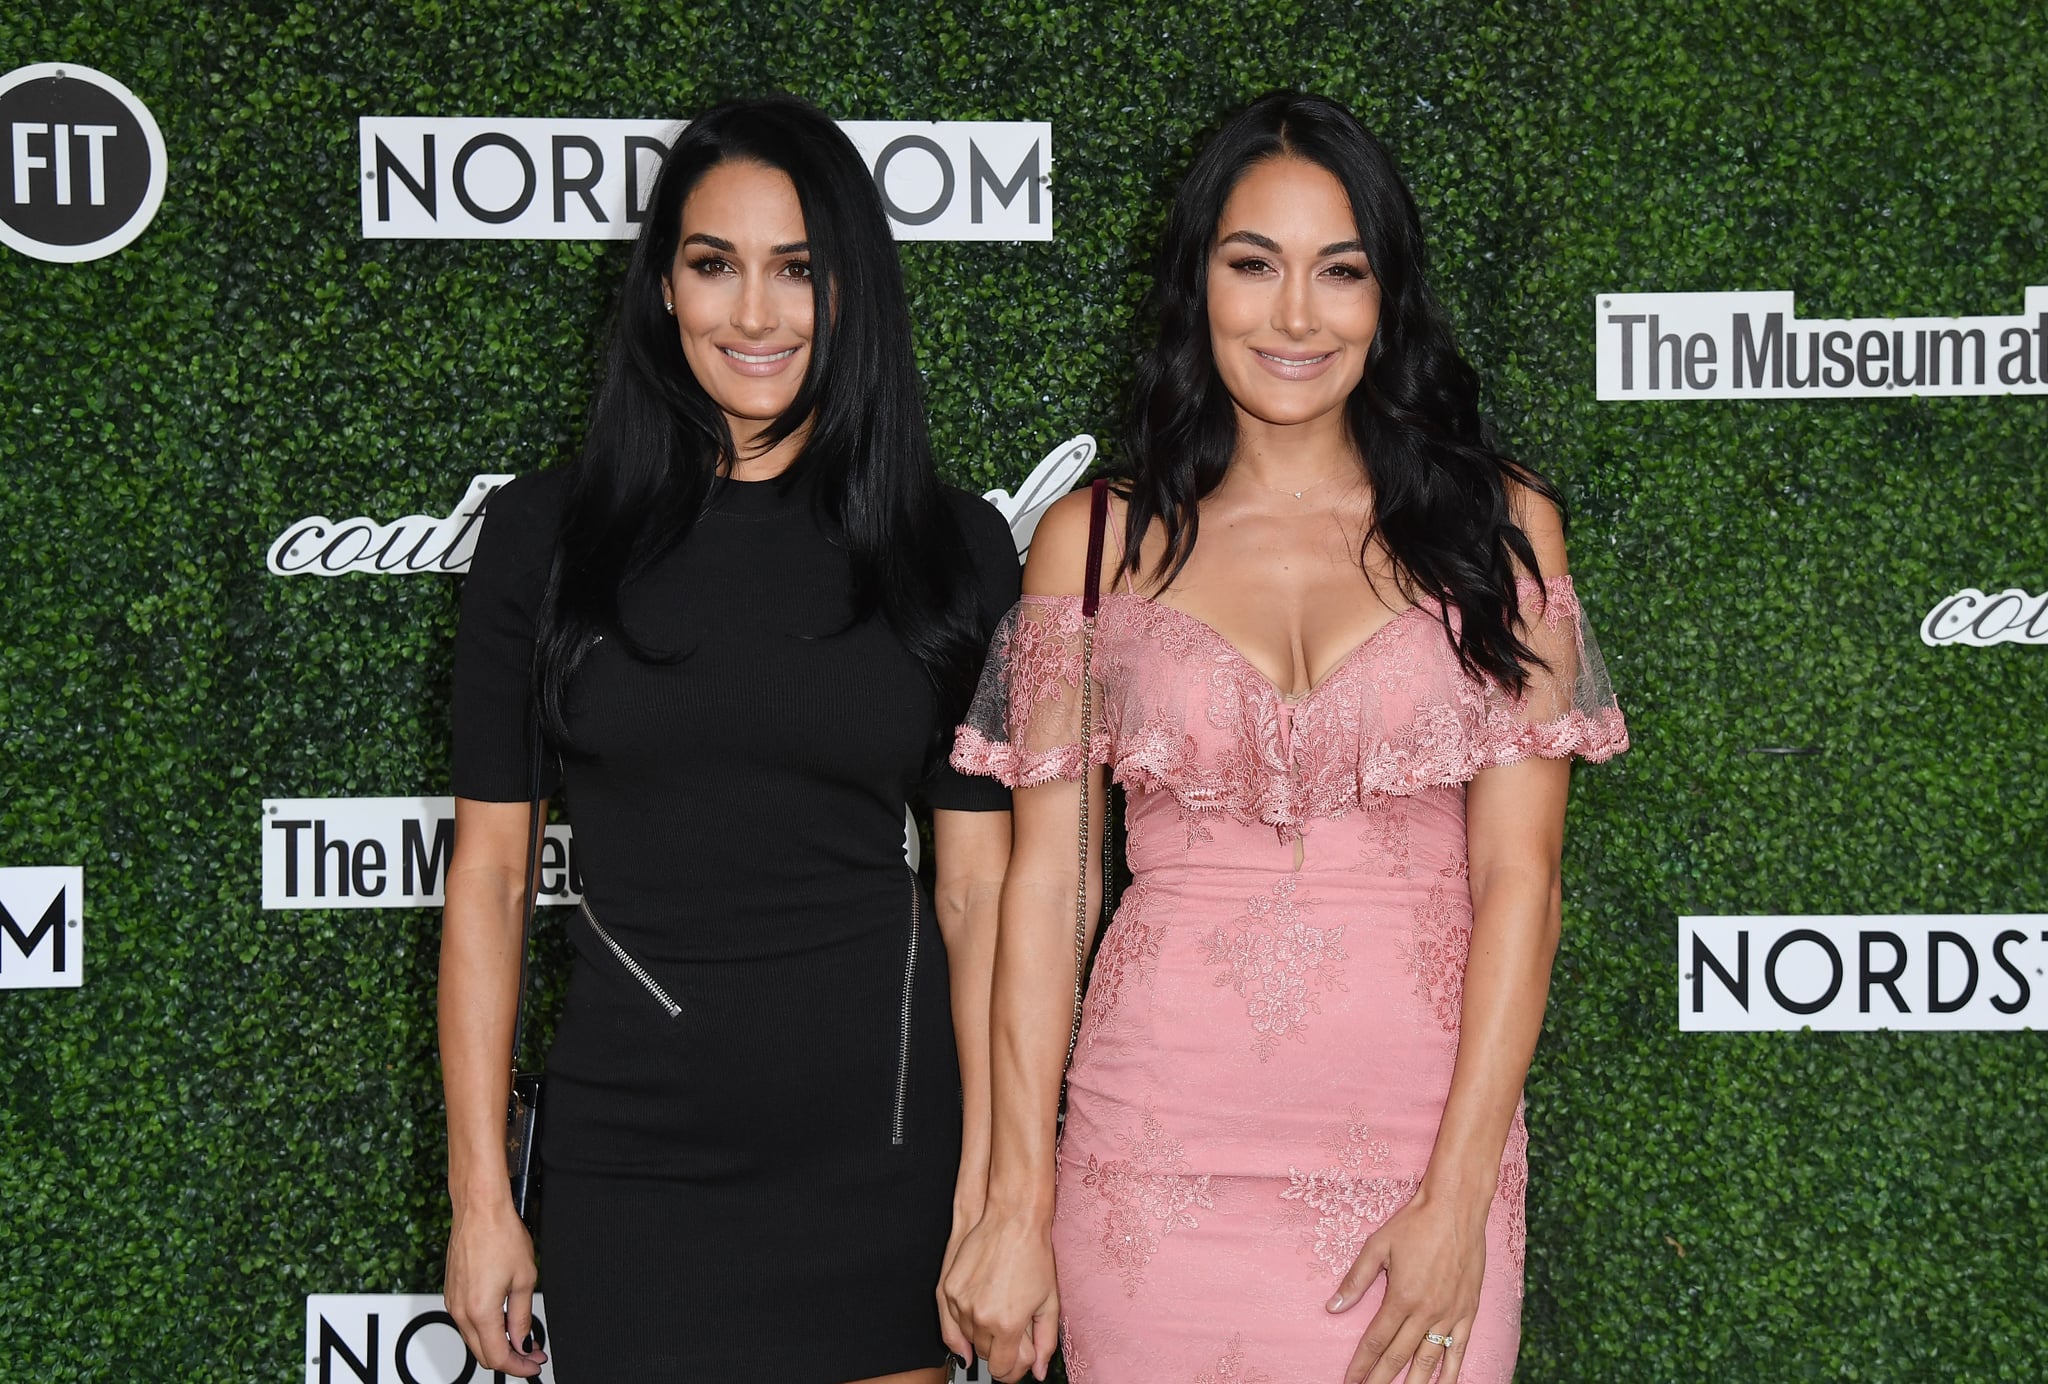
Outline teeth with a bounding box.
[724,346,798,363]
[1259,350,1330,365]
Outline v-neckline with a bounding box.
[1105,592,1427,705]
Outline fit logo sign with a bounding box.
[0,866,84,989]
[359,118,1052,242]
[1680,915,2047,1031]
[263,799,580,910]
[0,64,167,262]
[1596,288,2048,399]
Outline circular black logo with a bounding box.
[0,64,166,262]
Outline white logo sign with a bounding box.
[1680,915,2047,1031]
[1921,587,2048,646]
[0,63,167,262]
[263,798,579,910]
[268,475,505,576]
[984,434,1094,561]
[306,1295,555,1384]
[305,1294,988,1383]
[0,866,83,989]
[1597,287,2048,399]
[360,118,1052,242]
[267,434,1092,578]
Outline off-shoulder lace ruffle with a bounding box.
[951,575,1628,834]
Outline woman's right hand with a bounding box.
[444,1198,548,1378]
[940,1206,1060,1383]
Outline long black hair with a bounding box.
[534,95,983,746]
[1123,91,1560,692]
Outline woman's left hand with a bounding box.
[936,1193,983,1366]
[1326,1184,1489,1384]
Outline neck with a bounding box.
[724,416,809,481]
[1228,404,1361,494]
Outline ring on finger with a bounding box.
[1425,1331,1455,1348]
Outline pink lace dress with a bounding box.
[952,576,1628,1383]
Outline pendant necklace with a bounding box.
[1244,467,1359,501]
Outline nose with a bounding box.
[733,270,777,339]
[1271,265,1315,339]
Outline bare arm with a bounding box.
[931,807,1012,1231]
[1423,758,1567,1199]
[943,490,1112,1382]
[1420,489,1575,1207]
[1337,490,1577,1384]
[439,795,547,1378]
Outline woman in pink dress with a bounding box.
[941,93,1628,1384]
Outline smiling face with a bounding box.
[1204,155,1381,431]
[660,159,816,457]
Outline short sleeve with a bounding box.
[451,472,565,801]
[920,490,1024,812]
[1475,574,1630,768]
[950,594,1108,788]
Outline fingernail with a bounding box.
[1326,1292,1345,1311]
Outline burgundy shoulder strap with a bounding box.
[1082,478,1110,618]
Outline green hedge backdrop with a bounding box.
[3,2,2044,1380]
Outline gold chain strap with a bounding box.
[1066,615,1095,1069]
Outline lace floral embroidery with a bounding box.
[1081,1112,1215,1295]
[953,577,1627,831]
[1352,793,1412,877]
[1173,795,1215,850]
[1060,1318,1088,1382]
[1496,1118,1531,1276]
[1399,866,1472,1033]
[1086,879,1162,1046]
[1280,1112,1423,1278]
[1193,1336,1270,1384]
[1201,876,1347,1060]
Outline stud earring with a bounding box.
[663,300,674,314]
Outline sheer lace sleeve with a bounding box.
[1474,575,1630,767]
[951,595,1110,787]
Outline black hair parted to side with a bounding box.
[533,94,983,751]
[1122,90,1562,693]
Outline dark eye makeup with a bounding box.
[1220,254,1372,283]
[682,255,813,279]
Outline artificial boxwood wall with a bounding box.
[2,2,2043,1380]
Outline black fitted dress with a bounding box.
[451,467,1017,1381]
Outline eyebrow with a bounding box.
[682,233,812,255]
[1218,230,1366,256]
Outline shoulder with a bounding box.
[482,470,568,544]
[938,484,1018,565]
[1019,484,1123,598]
[1506,479,1568,580]
[470,470,567,584]
[939,484,1023,599]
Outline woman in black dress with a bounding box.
[438,97,1017,1382]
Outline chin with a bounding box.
[715,392,799,420]
[1233,393,1350,428]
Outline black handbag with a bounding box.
[504,715,547,1230]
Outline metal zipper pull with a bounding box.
[890,877,920,1146]
[578,900,682,1018]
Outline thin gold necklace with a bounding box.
[1239,466,1360,501]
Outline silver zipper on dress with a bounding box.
[578,900,682,1018]
[890,878,921,1146]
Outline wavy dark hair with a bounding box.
[1123,91,1561,692]
[534,95,983,750]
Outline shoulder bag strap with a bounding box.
[1065,480,1111,1068]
